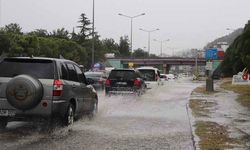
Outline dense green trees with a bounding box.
[0,13,158,69]
[133,48,148,58]
[221,20,250,76]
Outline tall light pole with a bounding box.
[118,13,145,56]
[154,39,170,57]
[91,0,95,68]
[139,28,159,56]
[0,0,2,27]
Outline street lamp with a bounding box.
[154,39,170,57]
[0,0,2,27]
[118,13,145,55]
[91,0,95,68]
[139,28,159,56]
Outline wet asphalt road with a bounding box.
[0,78,200,150]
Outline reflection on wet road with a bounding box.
[0,78,201,150]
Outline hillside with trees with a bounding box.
[221,20,250,76]
[205,28,243,49]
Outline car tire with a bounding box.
[64,104,74,126]
[0,117,8,129]
[5,75,43,110]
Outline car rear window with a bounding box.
[0,58,55,79]
[109,70,136,80]
[137,69,156,81]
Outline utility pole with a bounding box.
[139,28,159,57]
[118,13,145,57]
[91,0,95,68]
[154,39,170,57]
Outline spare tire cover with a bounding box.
[6,75,43,110]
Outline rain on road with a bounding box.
[0,78,201,150]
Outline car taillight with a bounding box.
[105,79,110,86]
[134,79,140,87]
[53,80,63,96]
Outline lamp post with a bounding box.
[91,0,95,68]
[0,0,2,27]
[139,28,159,56]
[118,13,145,56]
[154,39,170,57]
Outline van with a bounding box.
[136,66,162,89]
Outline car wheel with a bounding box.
[0,117,8,129]
[64,104,74,126]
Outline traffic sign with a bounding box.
[128,62,134,68]
[205,62,213,70]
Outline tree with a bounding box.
[51,28,69,39]
[28,29,49,37]
[77,13,92,42]
[221,20,250,76]
[3,23,22,34]
[118,36,130,57]
[102,38,119,55]
[0,34,11,54]
[133,48,148,58]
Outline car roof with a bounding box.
[136,67,159,71]
[85,71,104,75]
[3,57,77,64]
[112,69,135,71]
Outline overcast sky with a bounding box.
[1,0,249,55]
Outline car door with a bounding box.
[65,63,83,114]
[74,65,93,112]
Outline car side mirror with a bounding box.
[86,78,95,85]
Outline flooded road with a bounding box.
[0,78,201,150]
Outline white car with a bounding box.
[160,74,168,81]
[166,74,176,80]
[136,66,163,88]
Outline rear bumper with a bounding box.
[105,87,139,95]
[0,98,68,120]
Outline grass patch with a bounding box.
[195,121,236,150]
[189,99,216,117]
[221,82,250,108]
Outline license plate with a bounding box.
[116,82,127,85]
[0,109,16,116]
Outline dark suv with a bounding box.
[105,69,146,96]
[0,57,98,128]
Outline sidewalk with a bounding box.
[188,79,250,150]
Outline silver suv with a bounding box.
[0,57,98,128]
